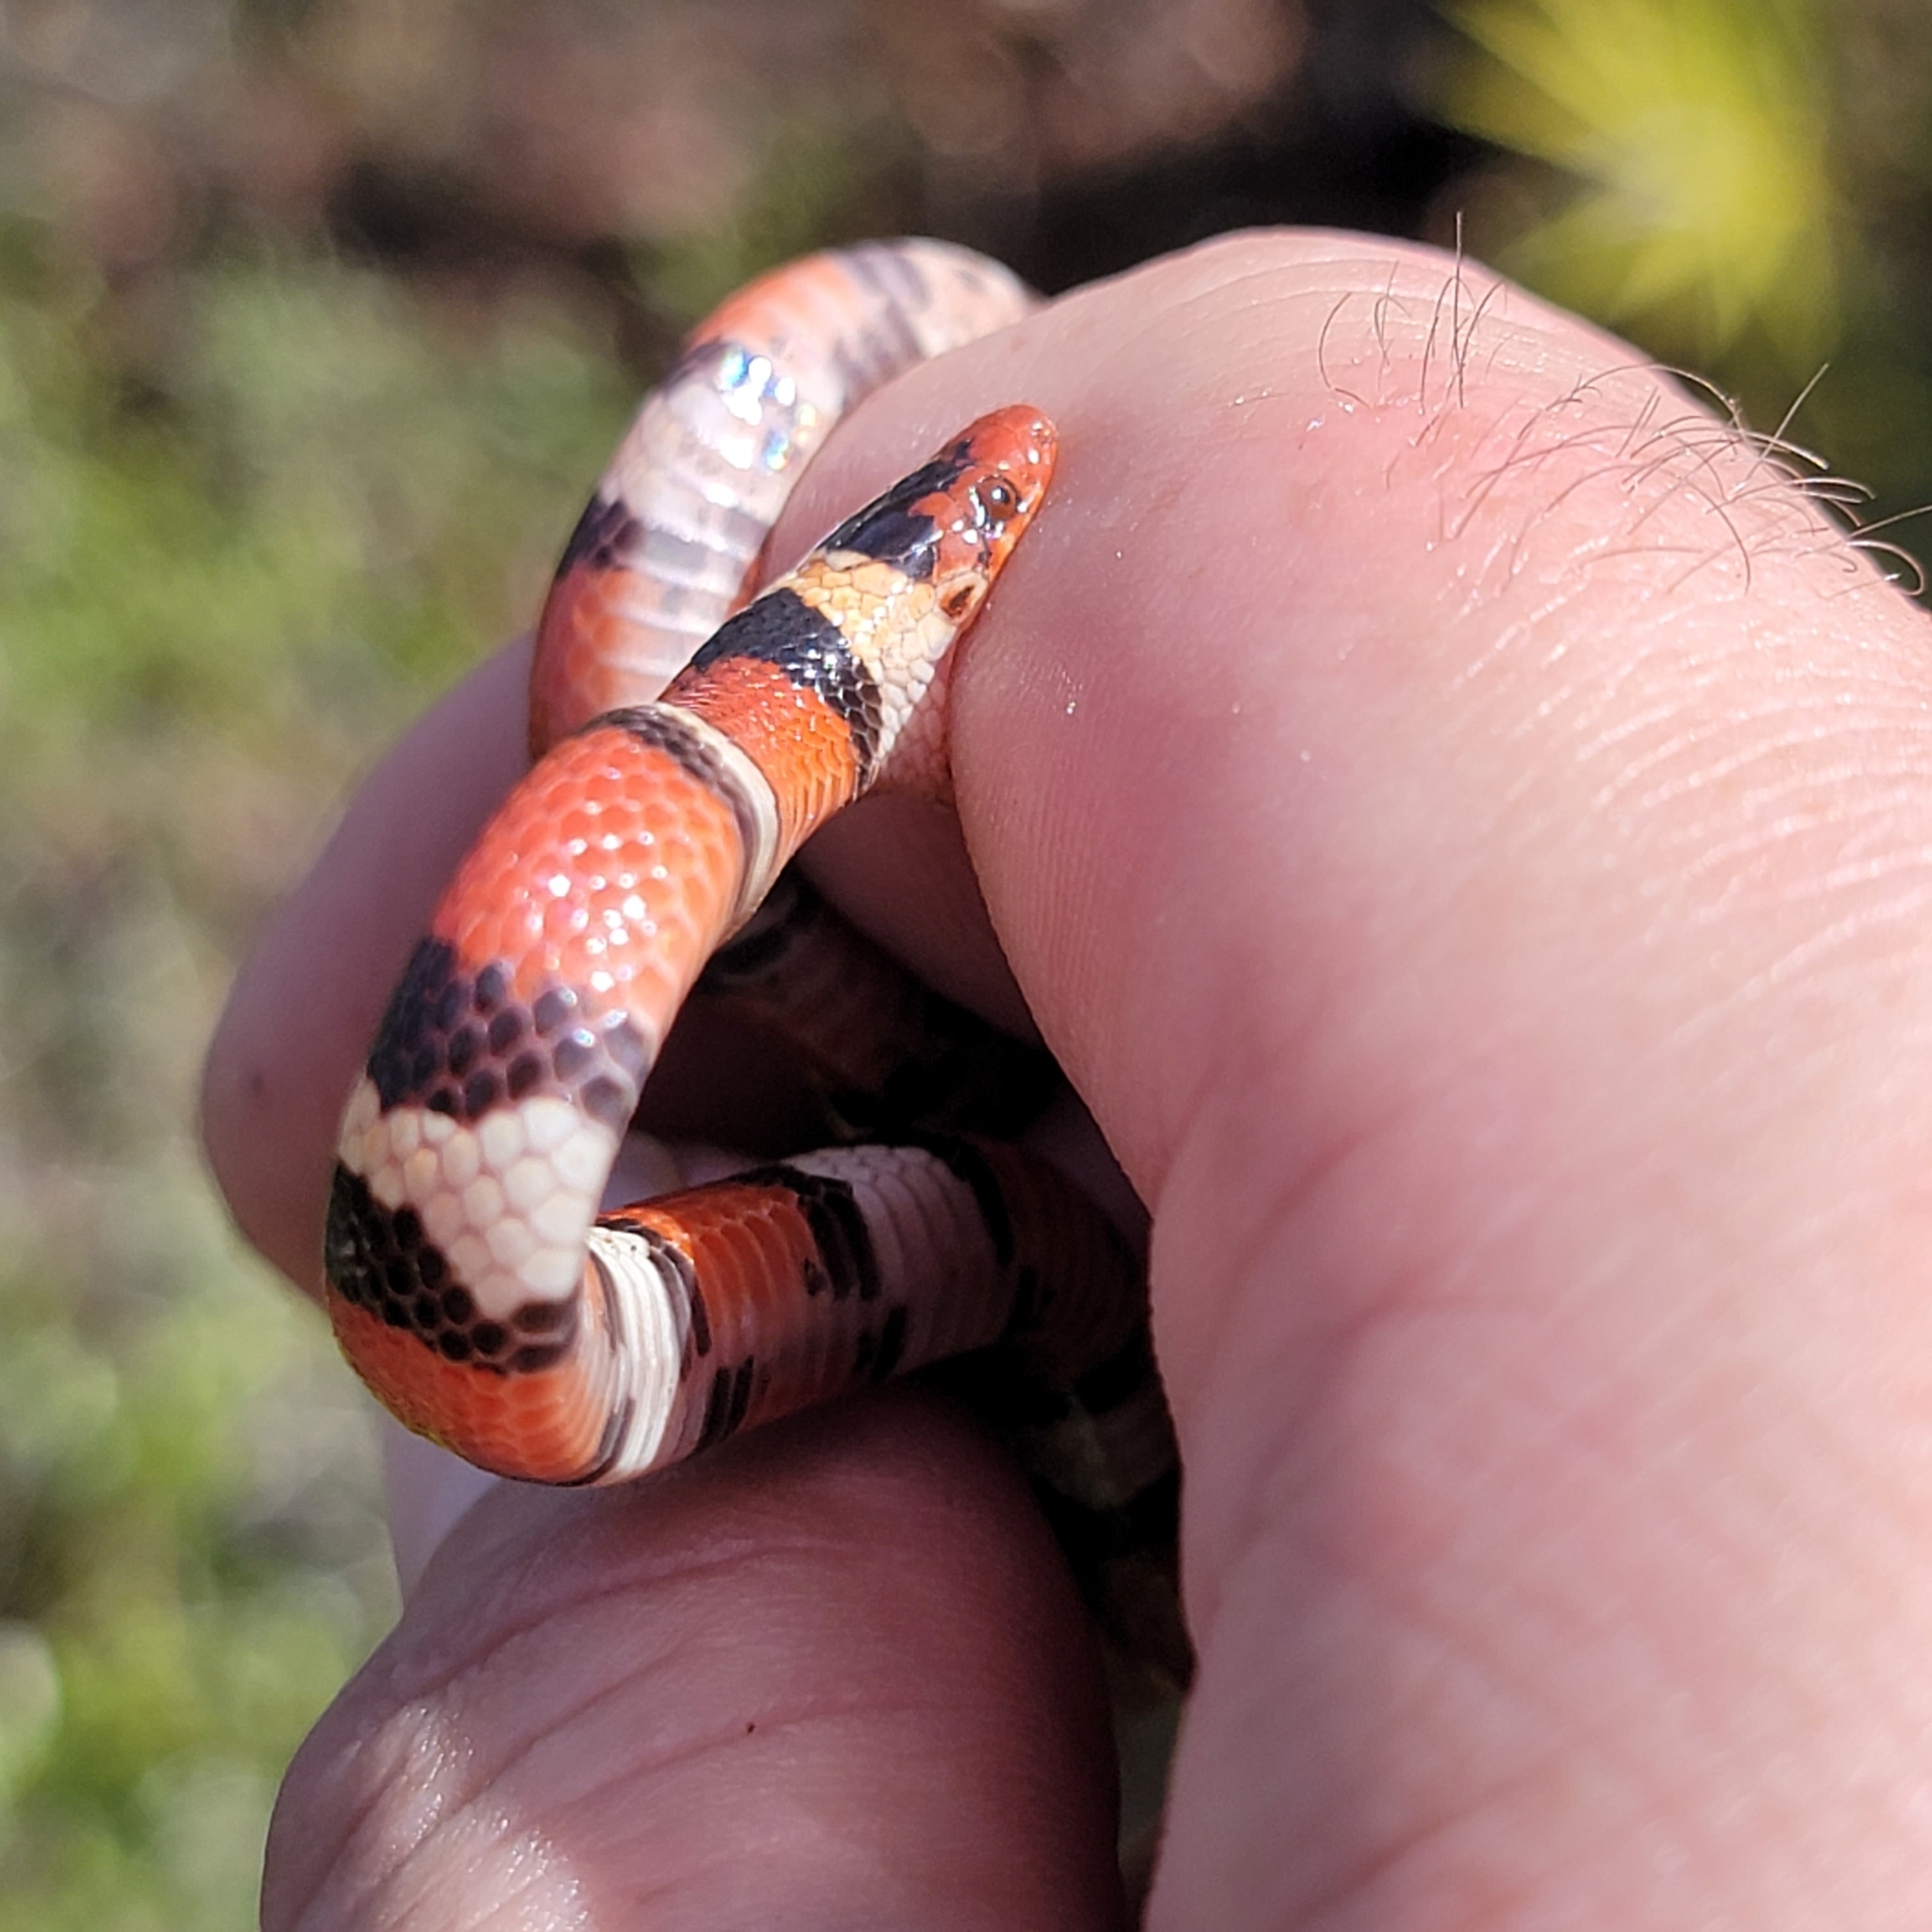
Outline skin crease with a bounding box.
[201,231,1932,1927]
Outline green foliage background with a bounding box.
[4,0,1932,1922]
[0,242,641,1925]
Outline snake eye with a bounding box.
[977,477,1018,518]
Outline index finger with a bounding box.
[749,232,1932,1919]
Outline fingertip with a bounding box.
[265,1393,1128,1932]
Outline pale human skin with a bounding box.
[204,232,1932,1928]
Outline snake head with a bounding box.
[817,404,1057,627]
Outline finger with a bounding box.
[764,232,1932,1920]
[202,641,531,1291]
[262,1392,1126,1932]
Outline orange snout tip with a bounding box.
[960,403,1058,476]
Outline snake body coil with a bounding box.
[323,242,1186,1682]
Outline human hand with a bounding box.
[205,231,1932,1926]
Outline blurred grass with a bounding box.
[0,219,640,1925]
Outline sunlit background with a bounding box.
[4,1,1929,1922]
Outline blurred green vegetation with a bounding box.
[0,229,640,1924]
[7,0,1932,1923]
[1442,0,1836,356]
[1435,0,1932,540]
